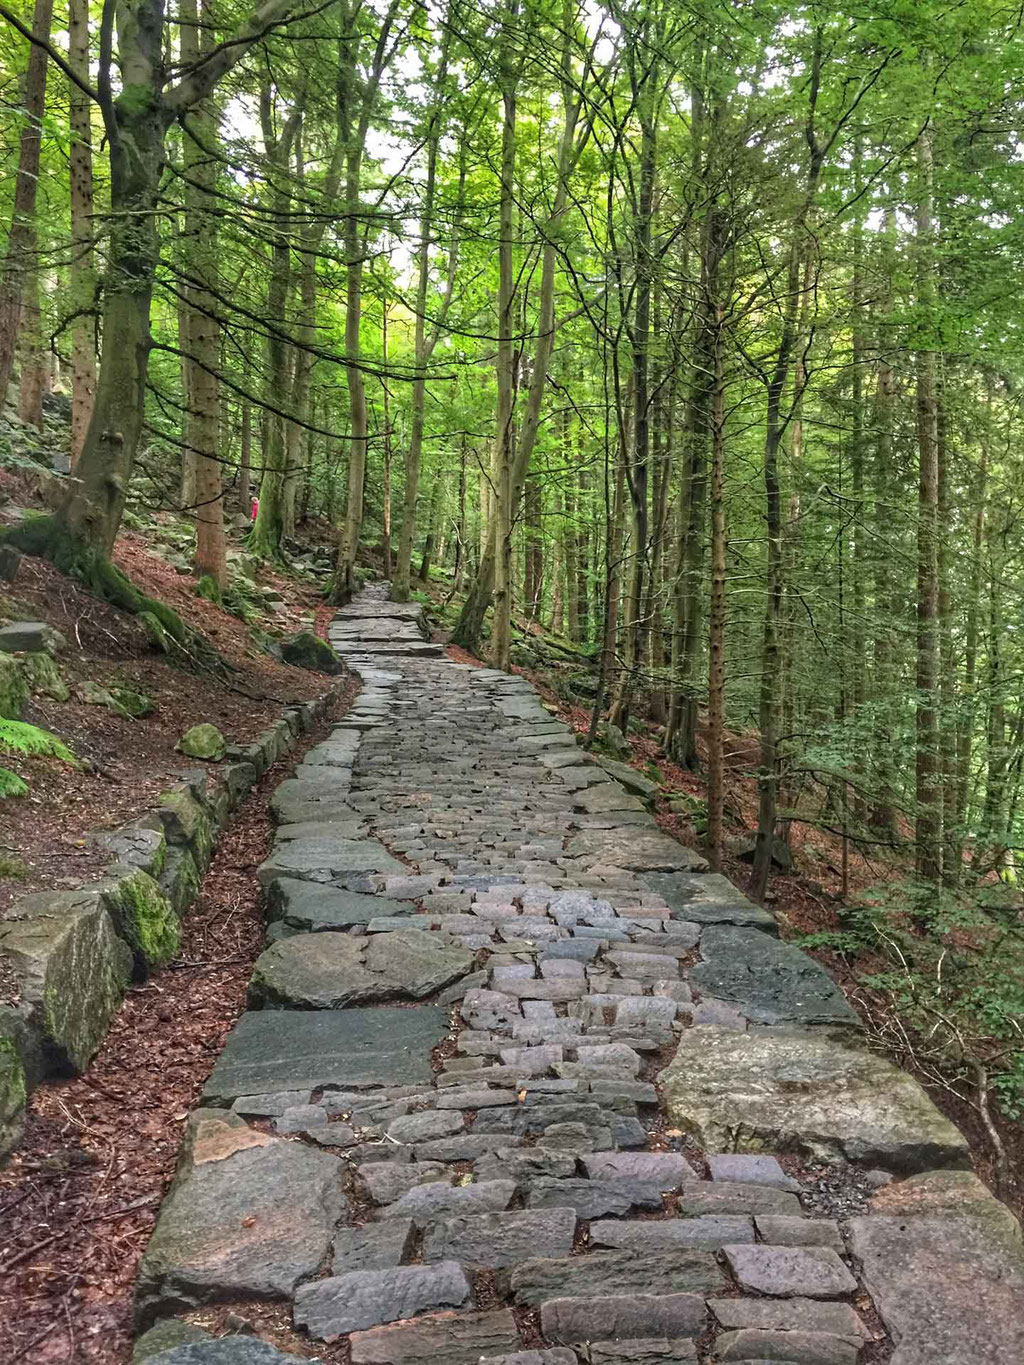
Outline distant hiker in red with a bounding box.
[251,496,259,522]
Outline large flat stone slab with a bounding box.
[202,1007,447,1104]
[257,836,404,886]
[689,927,858,1027]
[422,1206,577,1268]
[249,930,473,1008]
[136,1114,345,1322]
[642,873,777,931]
[849,1212,1024,1363]
[660,1026,969,1172]
[267,879,415,932]
[565,829,708,873]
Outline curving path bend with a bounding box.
[134,582,1024,1365]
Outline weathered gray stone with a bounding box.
[350,1309,522,1365]
[580,1151,696,1187]
[257,836,403,885]
[540,1294,705,1344]
[714,1330,858,1365]
[590,1215,754,1251]
[642,872,776,930]
[358,1161,450,1204]
[475,1147,578,1182]
[0,888,132,1073]
[707,1154,801,1192]
[387,1108,464,1143]
[511,1247,723,1305]
[380,1178,516,1225]
[249,930,472,1009]
[293,1260,471,1338]
[689,928,858,1026]
[332,1220,416,1273]
[267,878,411,931]
[721,1244,857,1298]
[202,1007,448,1102]
[479,1353,575,1365]
[526,1176,664,1218]
[423,1206,577,1268]
[707,1297,868,1343]
[678,1182,801,1216]
[660,1026,970,1172]
[755,1216,842,1250]
[848,1212,1024,1364]
[136,1115,345,1322]
[0,620,65,654]
[566,828,707,873]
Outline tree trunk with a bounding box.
[706,302,727,871]
[181,0,224,586]
[0,0,54,414]
[914,126,942,884]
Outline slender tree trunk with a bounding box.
[914,126,942,883]
[706,303,727,871]
[419,473,445,582]
[0,0,54,417]
[181,0,224,585]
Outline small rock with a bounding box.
[0,620,65,655]
[177,724,227,761]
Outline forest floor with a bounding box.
[0,466,336,921]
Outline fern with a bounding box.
[0,767,28,798]
[0,718,77,766]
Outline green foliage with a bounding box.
[0,769,28,799]
[0,717,76,765]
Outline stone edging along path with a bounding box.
[0,688,341,1157]
[133,582,1024,1365]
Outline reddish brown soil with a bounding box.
[0,532,332,918]
[0,680,355,1365]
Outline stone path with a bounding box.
[135,583,1024,1365]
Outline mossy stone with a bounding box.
[0,653,27,719]
[75,679,132,717]
[0,1021,27,1157]
[132,1320,211,1362]
[177,724,226,762]
[21,651,70,701]
[159,845,201,916]
[158,787,214,868]
[110,686,153,718]
[98,865,181,970]
[280,631,341,675]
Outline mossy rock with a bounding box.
[110,685,153,718]
[280,631,341,675]
[0,888,132,1074]
[157,787,214,870]
[132,1319,211,1362]
[98,865,181,971]
[158,844,201,916]
[75,679,133,717]
[195,574,223,604]
[139,610,171,653]
[21,651,70,701]
[0,1020,27,1158]
[0,654,28,719]
[177,723,226,761]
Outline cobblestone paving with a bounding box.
[135,584,1024,1365]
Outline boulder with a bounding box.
[595,755,660,799]
[75,679,134,716]
[0,887,131,1073]
[280,631,342,675]
[689,926,858,1027]
[660,1026,970,1173]
[730,833,794,871]
[157,786,214,869]
[0,620,66,655]
[177,724,226,762]
[110,686,153,717]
